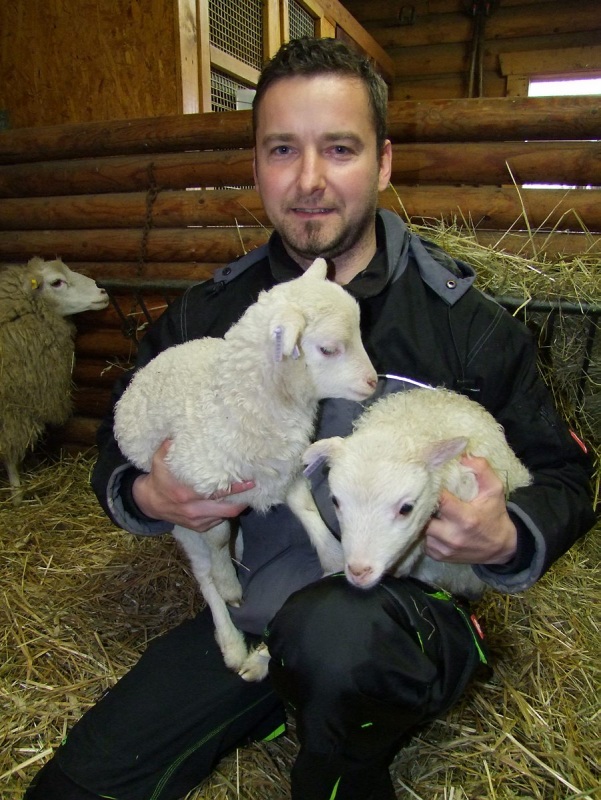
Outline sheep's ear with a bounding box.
[423,437,467,470]
[271,306,306,360]
[302,257,328,281]
[302,437,344,476]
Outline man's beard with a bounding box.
[281,204,376,263]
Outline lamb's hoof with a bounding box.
[219,585,243,607]
[218,635,250,673]
[238,644,270,682]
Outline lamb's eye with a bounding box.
[398,503,414,516]
[331,495,340,509]
[319,345,339,357]
[50,278,66,288]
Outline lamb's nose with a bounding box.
[348,563,372,580]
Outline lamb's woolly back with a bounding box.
[114,258,377,510]
[352,389,530,492]
[303,388,532,596]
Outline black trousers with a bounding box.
[25,576,487,800]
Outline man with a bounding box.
[26,37,595,800]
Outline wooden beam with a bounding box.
[3,141,601,199]
[500,45,601,78]
[263,0,282,60]
[0,227,270,262]
[1,97,600,165]
[303,0,395,81]
[210,45,260,86]
[197,0,213,112]
[2,183,600,235]
[176,0,200,114]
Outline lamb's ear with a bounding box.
[302,257,328,281]
[423,437,468,470]
[302,437,344,477]
[271,306,306,360]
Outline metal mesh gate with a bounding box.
[208,0,263,69]
[288,0,315,40]
[210,69,250,112]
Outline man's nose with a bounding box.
[297,152,326,195]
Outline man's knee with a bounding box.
[266,574,486,746]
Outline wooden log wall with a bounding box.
[342,0,601,100]
[0,96,599,453]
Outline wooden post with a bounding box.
[176,0,200,113]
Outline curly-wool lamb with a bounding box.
[0,257,108,497]
[114,258,377,680]
[303,387,532,598]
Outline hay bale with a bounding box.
[1,455,599,799]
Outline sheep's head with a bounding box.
[265,258,377,402]
[27,257,109,316]
[303,432,471,589]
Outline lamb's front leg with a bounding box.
[172,524,249,673]
[286,477,343,574]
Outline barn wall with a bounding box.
[0,97,599,454]
[341,0,601,99]
[0,0,181,129]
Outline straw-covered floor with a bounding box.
[1,222,600,799]
[1,456,599,799]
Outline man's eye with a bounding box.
[273,145,290,156]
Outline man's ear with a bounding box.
[378,139,393,191]
[252,148,258,188]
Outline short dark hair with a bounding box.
[252,37,389,153]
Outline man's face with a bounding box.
[253,74,392,272]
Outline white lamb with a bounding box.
[301,387,532,598]
[113,258,377,680]
[0,257,109,500]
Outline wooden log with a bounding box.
[71,261,220,285]
[0,149,255,198]
[379,186,601,233]
[74,328,140,359]
[368,0,601,48]
[0,189,267,230]
[72,357,130,387]
[1,97,600,163]
[2,185,599,234]
[3,141,600,199]
[76,294,173,330]
[0,109,254,164]
[0,227,270,263]
[72,386,114,417]
[47,415,102,448]
[473,230,601,258]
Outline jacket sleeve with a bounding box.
[473,317,596,592]
[90,293,191,535]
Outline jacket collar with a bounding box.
[215,209,476,307]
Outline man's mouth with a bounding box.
[290,207,334,215]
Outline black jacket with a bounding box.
[92,210,595,628]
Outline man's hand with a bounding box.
[132,440,254,532]
[424,455,518,565]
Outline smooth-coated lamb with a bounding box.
[302,387,532,598]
